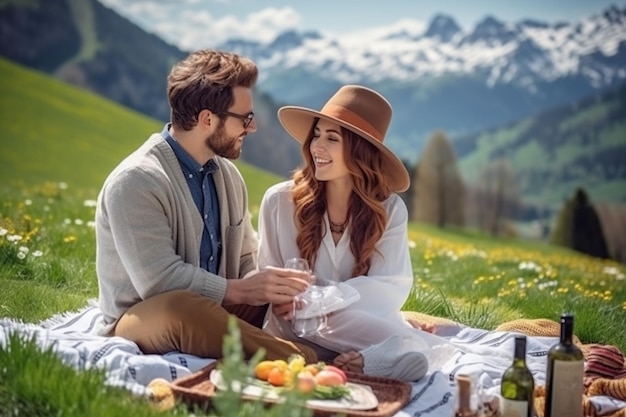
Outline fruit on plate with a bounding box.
[315,369,344,386]
[323,365,348,383]
[254,360,277,381]
[303,363,320,376]
[252,354,350,399]
[296,371,316,394]
[267,366,292,387]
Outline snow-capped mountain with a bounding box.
[219,5,626,161]
[222,5,626,91]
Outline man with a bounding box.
[95,49,317,363]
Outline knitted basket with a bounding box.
[168,362,412,417]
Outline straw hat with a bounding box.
[277,85,410,192]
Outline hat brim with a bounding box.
[278,106,410,193]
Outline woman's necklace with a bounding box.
[329,218,349,234]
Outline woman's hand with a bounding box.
[272,301,295,321]
[406,319,436,334]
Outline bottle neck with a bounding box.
[560,315,575,345]
[513,336,527,365]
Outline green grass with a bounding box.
[2,181,624,343]
[2,181,625,416]
[0,57,158,191]
[0,333,190,417]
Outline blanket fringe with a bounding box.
[38,299,98,328]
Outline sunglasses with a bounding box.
[219,111,255,129]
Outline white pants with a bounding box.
[264,307,458,371]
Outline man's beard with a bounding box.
[205,120,243,159]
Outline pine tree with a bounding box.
[551,187,609,259]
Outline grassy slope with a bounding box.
[0,57,159,191]
[0,57,284,200]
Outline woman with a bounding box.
[258,85,452,381]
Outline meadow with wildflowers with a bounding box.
[403,225,626,350]
[1,180,624,349]
[2,180,625,416]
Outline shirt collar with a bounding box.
[162,123,219,174]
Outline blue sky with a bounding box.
[98,0,625,49]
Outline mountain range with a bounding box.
[0,0,624,221]
[219,5,626,161]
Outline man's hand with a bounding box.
[223,266,310,306]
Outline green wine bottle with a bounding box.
[500,335,535,417]
[544,313,584,417]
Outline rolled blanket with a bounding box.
[495,318,582,343]
[585,345,625,381]
[495,318,595,356]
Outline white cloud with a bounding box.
[184,7,301,48]
[98,0,301,49]
[340,18,426,46]
[245,7,302,41]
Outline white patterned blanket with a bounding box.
[1,303,624,416]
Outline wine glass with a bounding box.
[284,258,327,337]
[284,257,311,275]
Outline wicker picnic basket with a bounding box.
[168,361,412,417]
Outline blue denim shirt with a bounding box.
[162,124,221,274]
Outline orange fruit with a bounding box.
[267,367,287,386]
[254,360,276,381]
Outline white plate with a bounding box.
[209,369,378,411]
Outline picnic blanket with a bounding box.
[1,302,625,416]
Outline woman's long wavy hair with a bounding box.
[291,118,395,277]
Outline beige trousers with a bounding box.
[112,290,317,363]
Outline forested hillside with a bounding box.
[456,82,626,213]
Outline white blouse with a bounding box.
[258,180,419,356]
[258,180,413,318]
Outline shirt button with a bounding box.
[188,174,193,178]
[209,256,213,261]
[210,234,213,239]
[204,214,208,219]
